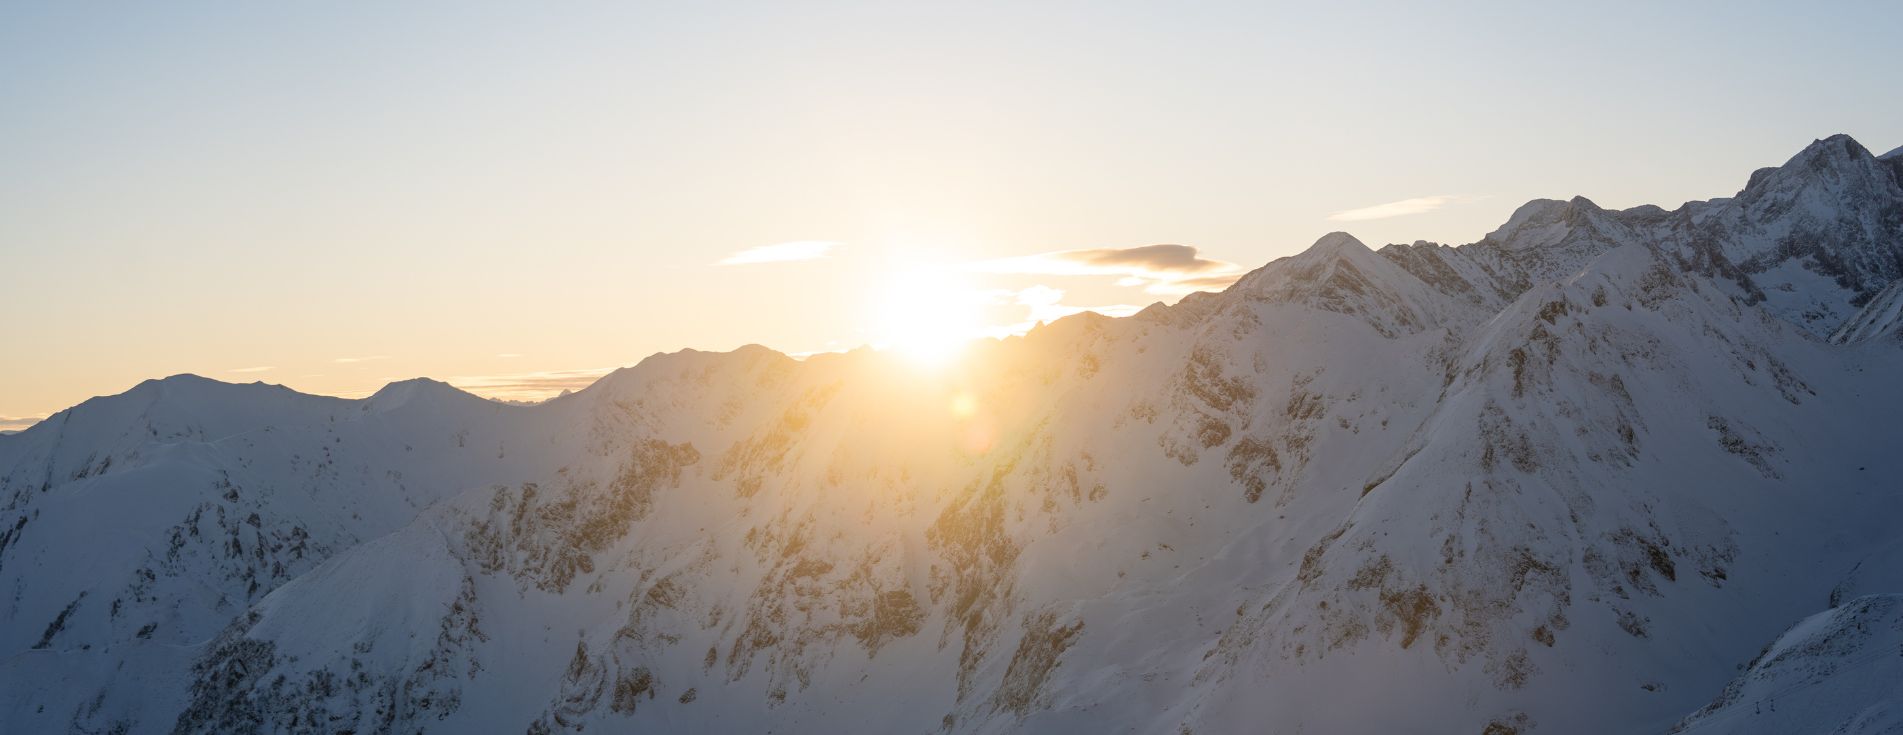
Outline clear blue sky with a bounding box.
[3,1,1899,422]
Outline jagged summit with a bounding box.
[1791,132,1873,166]
[1737,133,1894,201]
[1224,231,1374,287]
[1484,197,1573,235]
[1228,231,1373,293]
[1476,196,1616,252]
[1048,135,1897,347]
[1301,133,1903,337]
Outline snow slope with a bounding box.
[1674,595,1903,735]
[4,135,1903,734]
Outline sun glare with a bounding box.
[875,266,985,366]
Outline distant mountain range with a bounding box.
[5,135,1903,734]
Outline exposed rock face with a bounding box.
[5,135,1903,733]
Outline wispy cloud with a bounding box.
[1146,272,1246,297]
[0,415,47,432]
[984,285,1143,337]
[1017,284,1143,321]
[717,240,839,266]
[229,366,275,374]
[970,244,1234,279]
[1327,194,1485,222]
[968,244,1243,296]
[333,355,390,364]
[447,367,615,403]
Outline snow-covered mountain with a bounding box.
[4,134,1902,734]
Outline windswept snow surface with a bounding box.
[4,135,1903,734]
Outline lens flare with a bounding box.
[949,391,979,418]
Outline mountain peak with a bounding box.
[134,373,225,391]
[1304,231,1370,256]
[1487,199,1566,238]
[1763,133,1878,183]
[1230,231,1376,292]
[1480,198,1610,251]
[1806,133,1873,163]
[1808,132,1864,152]
[363,378,480,413]
[126,373,303,406]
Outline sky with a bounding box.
[3,1,1900,427]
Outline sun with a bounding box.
[873,266,985,365]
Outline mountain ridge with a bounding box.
[8,132,1893,435]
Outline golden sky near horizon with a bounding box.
[3,2,1900,429]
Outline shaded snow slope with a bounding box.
[1674,595,1903,735]
[1830,279,1903,345]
